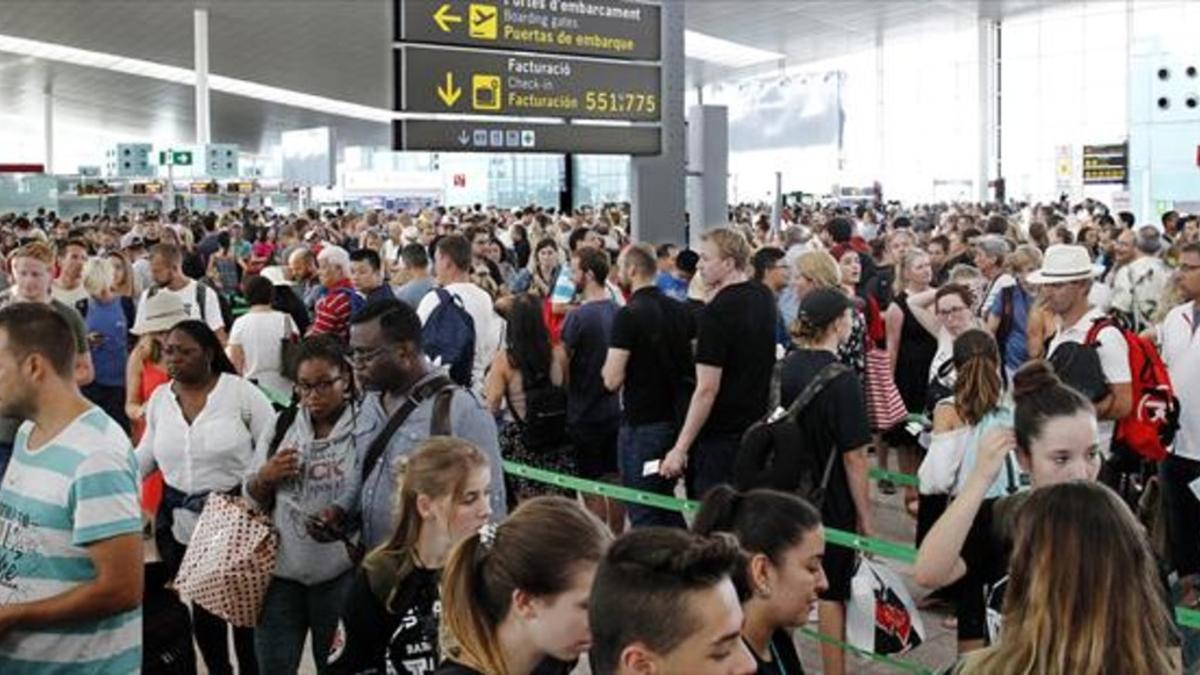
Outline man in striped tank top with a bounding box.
[0,302,143,674]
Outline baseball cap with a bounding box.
[798,287,854,327]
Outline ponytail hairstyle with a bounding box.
[952,329,1002,426]
[379,437,489,556]
[1011,360,1094,455]
[441,496,611,675]
[692,486,821,595]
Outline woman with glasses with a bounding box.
[246,335,359,674]
[136,319,277,675]
[927,284,983,408]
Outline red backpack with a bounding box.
[1085,317,1180,462]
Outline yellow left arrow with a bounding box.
[437,72,462,107]
[433,4,463,32]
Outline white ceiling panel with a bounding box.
[0,0,1067,155]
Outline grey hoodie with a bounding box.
[245,404,361,585]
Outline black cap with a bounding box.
[798,288,853,327]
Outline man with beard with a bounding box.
[315,300,505,550]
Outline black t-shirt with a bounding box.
[609,287,696,426]
[778,349,872,529]
[959,493,1029,644]
[561,299,621,425]
[750,631,804,675]
[695,281,778,435]
[328,566,441,675]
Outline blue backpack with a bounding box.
[335,286,367,318]
[422,288,476,387]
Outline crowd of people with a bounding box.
[0,197,1194,674]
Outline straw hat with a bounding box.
[131,291,190,335]
[1026,245,1099,284]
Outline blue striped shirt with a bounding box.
[0,407,142,674]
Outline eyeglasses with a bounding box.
[295,378,343,397]
[348,345,386,363]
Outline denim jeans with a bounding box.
[254,572,354,675]
[686,431,742,501]
[618,421,687,529]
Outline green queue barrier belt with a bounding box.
[249,383,1200,667]
[870,467,920,489]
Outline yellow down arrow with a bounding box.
[437,72,462,107]
[433,4,463,32]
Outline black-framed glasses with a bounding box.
[295,377,343,397]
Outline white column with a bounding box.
[43,84,53,173]
[978,18,999,202]
[194,8,211,146]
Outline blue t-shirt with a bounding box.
[989,284,1029,375]
[655,271,689,302]
[85,297,129,388]
[561,300,621,425]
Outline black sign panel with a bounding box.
[1082,143,1128,185]
[396,45,661,121]
[394,119,661,155]
[396,0,661,61]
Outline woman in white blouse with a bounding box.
[136,319,276,675]
[227,274,299,398]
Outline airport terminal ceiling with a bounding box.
[0,0,1060,156]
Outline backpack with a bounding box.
[513,367,568,452]
[421,288,476,387]
[1083,317,1179,463]
[734,361,852,507]
[335,286,367,319]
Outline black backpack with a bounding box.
[735,361,851,508]
[421,289,476,388]
[513,367,568,452]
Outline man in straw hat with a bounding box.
[1027,244,1132,458]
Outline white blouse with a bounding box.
[135,373,277,495]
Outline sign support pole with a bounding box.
[630,0,685,245]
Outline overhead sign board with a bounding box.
[393,119,660,155]
[1082,143,1128,185]
[397,0,661,61]
[396,45,660,121]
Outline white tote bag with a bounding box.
[847,558,927,655]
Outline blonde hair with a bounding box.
[1006,244,1043,275]
[960,482,1175,675]
[701,228,751,271]
[794,250,841,288]
[81,257,114,297]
